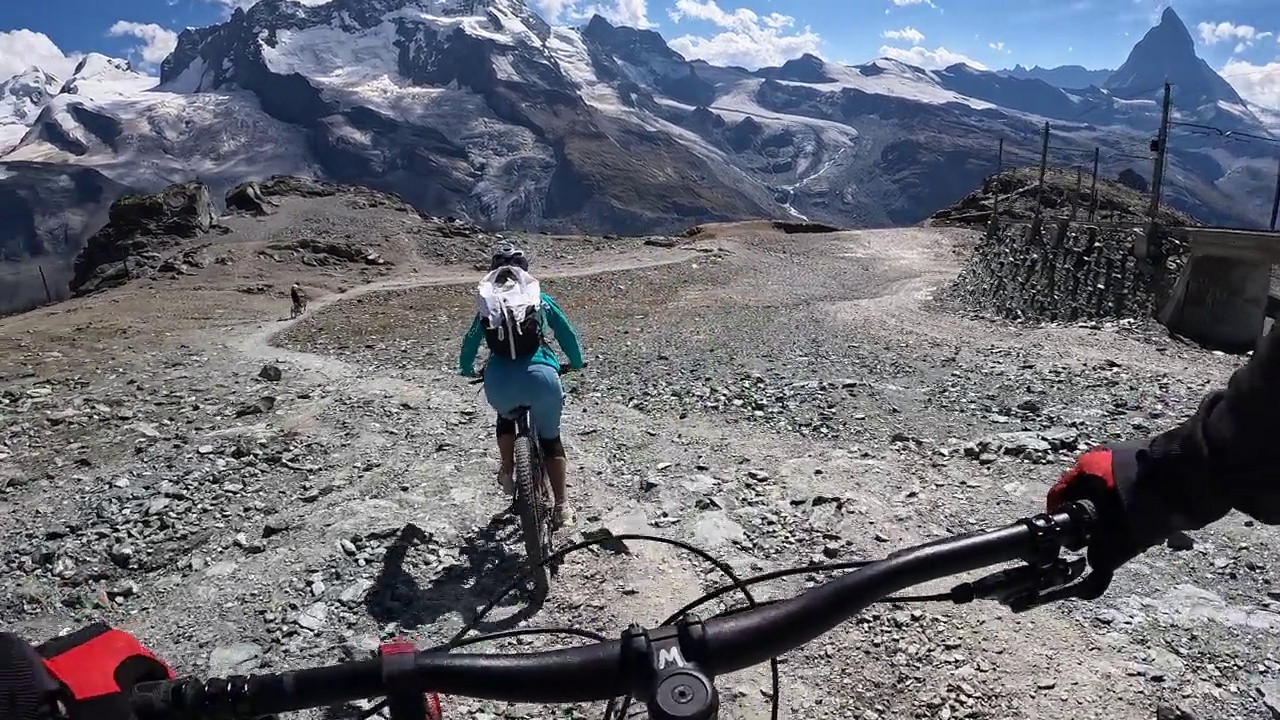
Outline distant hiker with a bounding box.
[458,244,587,528]
[290,283,307,318]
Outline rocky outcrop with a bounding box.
[70,182,219,295]
[225,181,277,215]
[929,166,1197,227]
[226,175,423,218]
[1117,168,1149,193]
[755,54,835,84]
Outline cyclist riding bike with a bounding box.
[458,244,586,528]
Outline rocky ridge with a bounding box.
[929,166,1199,228]
[63,176,496,301]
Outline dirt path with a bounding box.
[1,221,1268,720]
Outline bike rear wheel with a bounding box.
[513,433,551,594]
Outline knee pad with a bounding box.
[538,436,565,459]
[495,416,516,437]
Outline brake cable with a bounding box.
[358,526,1076,720]
[357,532,765,720]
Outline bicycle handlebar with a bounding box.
[130,501,1109,719]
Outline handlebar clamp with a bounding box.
[621,616,719,720]
[953,500,1114,612]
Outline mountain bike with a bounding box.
[128,500,1113,720]
[469,364,576,595]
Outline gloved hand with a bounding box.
[1047,447,1147,573]
[0,623,175,720]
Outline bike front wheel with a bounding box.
[513,434,551,594]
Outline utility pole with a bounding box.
[1089,147,1100,222]
[37,265,51,304]
[1070,166,1083,221]
[1147,81,1172,221]
[1270,153,1280,231]
[993,137,1004,219]
[1036,122,1050,217]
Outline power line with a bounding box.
[1219,65,1280,80]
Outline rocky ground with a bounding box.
[1,200,1277,720]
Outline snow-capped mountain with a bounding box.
[0,67,62,152]
[0,1,1274,267]
[1105,8,1245,107]
[999,64,1113,91]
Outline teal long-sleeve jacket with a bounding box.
[459,292,585,376]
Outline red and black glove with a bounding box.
[0,623,174,720]
[1048,447,1148,573]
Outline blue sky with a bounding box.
[2,0,1278,105]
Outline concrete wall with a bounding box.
[1158,254,1271,353]
[944,217,1273,352]
[943,218,1167,323]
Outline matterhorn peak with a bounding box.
[1103,6,1242,106]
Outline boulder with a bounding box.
[1117,168,1149,193]
[225,181,278,215]
[70,182,218,295]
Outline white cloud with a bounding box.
[890,0,936,7]
[107,21,179,68]
[1196,21,1272,51]
[988,41,1008,53]
[531,0,653,27]
[667,0,821,68]
[0,29,82,80]
[881,26,925,44]
[584,0,653,28]
[531,0,581,22]
[1221,58,1280,109]
[878,45,987,70]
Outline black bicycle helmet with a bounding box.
[489,243,529,272]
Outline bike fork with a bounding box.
[379,640,443,720]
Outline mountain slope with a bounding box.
[151,0,778,231]
[0,1,1273,275]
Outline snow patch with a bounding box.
[5,85,314,194]
[796,60,997,110]
[545,27,622,111]
[160,57,212,94]
[260,24,403,87]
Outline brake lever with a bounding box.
[949,556,1110,612]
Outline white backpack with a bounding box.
[475,267,545,360]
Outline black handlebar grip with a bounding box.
[130,680,177,718]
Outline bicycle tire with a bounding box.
[514,434,550,594]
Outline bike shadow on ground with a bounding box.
[363,511,550,635]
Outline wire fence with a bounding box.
[0,261,69,317]
[954,127,1160,228]
[981,93,1280,231]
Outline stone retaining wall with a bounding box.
[942,217,1179,323]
